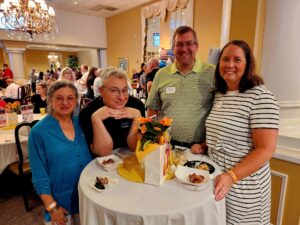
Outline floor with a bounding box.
[0,169,44,225]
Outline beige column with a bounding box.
[4,47,26,81]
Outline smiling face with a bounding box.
[173,31,198,69]
[100,76,129,110]
[219,44,247,91]
[50,87,77,117]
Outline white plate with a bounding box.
[175,165,210,191]
[89,176,119,193]
[96,155,123,172]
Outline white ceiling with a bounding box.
[47,0,153,18]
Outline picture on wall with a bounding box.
[118,57,129,72]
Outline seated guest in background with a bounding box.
[58,67,77,83]
[85,67,97,100]
[79,67,145,157]
[3,78,19,102]
[29,81,92,225]
[203,40,279,224]
[31,83,47,114]
[93,68,102,98]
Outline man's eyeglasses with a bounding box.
[174,41,197,49]
[103,87,129,97]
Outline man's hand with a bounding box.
[111,107,141,120]
[92,106,113,121]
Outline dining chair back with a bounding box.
[80,97,92,110]
[7,120,39,212]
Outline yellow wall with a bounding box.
[0,48,4,66]
[270,158,300,225]
[106,0,223,76]
[194,0,223,61]
[230,0,258,50]
[106,6,143,77]
[25,50,77,75]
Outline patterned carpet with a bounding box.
[0,170,44,225]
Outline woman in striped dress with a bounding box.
[204,40,279,224]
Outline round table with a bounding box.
[78,150,226,225]
[0,113,45,174]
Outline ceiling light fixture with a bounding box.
[0,0,58,41]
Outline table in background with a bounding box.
[79,150,226,225]
[0,114,45,174]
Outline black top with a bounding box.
[31,94,47,113]
[79,96,145,150]
[145,68,159,98]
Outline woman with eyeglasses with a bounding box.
[79,67,145,157]
[29,81,92,225]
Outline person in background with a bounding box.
[146,25,215,150]
[31,83,47,114]
[85,67,97,100]
[144,58,160,97]
[29,81,92,225]
[93,68,102,98]
[3,78,19,102]
[3,63,13,81]
[202,40,279,224]
[38,71,44,82]
[29,68,37,93]
[58,67,77,83]
[79,67,145,157]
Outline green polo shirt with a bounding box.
[146,59,215,143]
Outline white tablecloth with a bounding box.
[0,113,45,174]
[78,150,226,225]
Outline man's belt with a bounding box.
[170,139,194,149]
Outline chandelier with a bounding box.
[0,0,57,40]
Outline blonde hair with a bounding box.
[58,67,76,82]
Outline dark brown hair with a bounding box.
[214,40,264,94]
[172,26,199,49]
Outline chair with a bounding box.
[7,120,39,212]
[80,97,92,110]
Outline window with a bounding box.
[144,16,160,63]
[169,8,187,47]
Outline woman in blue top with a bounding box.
[29,81,92,225]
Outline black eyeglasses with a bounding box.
[174,41,197,48]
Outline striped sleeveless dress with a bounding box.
[206,85,279,225]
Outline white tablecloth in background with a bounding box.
[79,150,226,225]
[0,114,45,174]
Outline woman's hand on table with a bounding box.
[50,206,68,225]
[191,142,207,154]
[214,172,234,201]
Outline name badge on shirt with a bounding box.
[121,121,131,129]
[166,87,176,94]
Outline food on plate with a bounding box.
[189,173,204,184]
[94,176,109,190]
[102,158,115,165]
[197,163,209,171]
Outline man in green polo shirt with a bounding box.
[146,26,215,153]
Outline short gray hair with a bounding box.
[100,67,128,87]
[47,80,78,114]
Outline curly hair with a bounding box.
[214,40,264,94]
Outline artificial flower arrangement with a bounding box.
[136,117,173,152]
[135,117,174,186]
[5,101,20,113]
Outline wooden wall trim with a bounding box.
[271,170,288,225]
